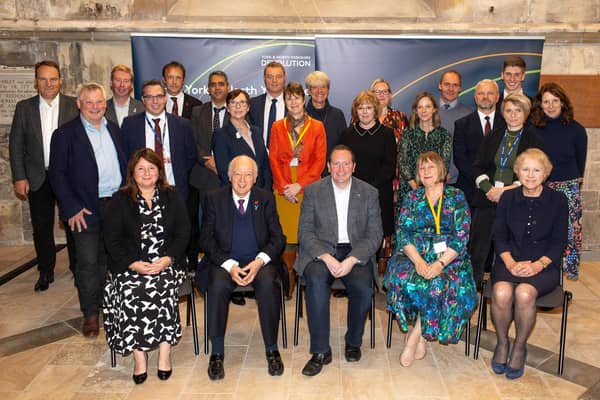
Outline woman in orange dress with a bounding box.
[269,82,326,244]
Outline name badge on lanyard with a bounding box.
[427,193,447,255]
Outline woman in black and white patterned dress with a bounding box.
[103,148,191,384]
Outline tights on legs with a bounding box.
[491,282,538,367]
[509,284,537,369]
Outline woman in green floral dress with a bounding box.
[397,92,452,213]
[384,151,477,367]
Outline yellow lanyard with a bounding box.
[284,117,311,150]
[426,193,443,235]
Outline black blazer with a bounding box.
[453,111,506,204]
[248,93,286,147]
[471,125,543,209]
[181,93,202,119]
[212,121,273,190]
[103,188,191,275]
[196,186,286,291]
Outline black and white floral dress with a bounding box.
[103,189,186,353]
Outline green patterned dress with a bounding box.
[383,186,477,343]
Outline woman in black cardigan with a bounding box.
[469,93,543,288]
[103,148,191,385]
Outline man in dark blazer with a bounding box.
[162,61,202,119]
[496,56,533,112]
[198,155,286,380]
[454,79,506,205]
[296,145,383,376]
[120,79,197,202]
[248,61,286,148]
[105,64,144,127]
[48,82,127,337]
[9,60,79,291]
[189,70,230,276]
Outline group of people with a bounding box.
[8,54,586,383]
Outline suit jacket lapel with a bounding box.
[347,178,362,242]
[323,178,339,243]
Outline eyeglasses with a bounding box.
[229,100,248,107]
[142,94,166,101]
[330,161,353,169]
[372,89,389,95]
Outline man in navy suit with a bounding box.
[120,79,197,202]
[497,56,532,112]
[49,82,127,337]
[248,61,286,148]
[9,60,79,291]
[162,61,202,119]
[296,145,383,376]
[453,79,506,205]
[198,155,286,380]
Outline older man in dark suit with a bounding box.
[296,145,383,376]
[454,79,506,205]
[198,155,286,380]
[120,79,197,202]
[49,82,127,337]
[105,64,144,127]
[9,60,79,291]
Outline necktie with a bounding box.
[213,106,225,131]
[238,199,245,215]
[267,98,277,147]
[171,97,179,116]
[153,118,164,163]
[484,116,491,135]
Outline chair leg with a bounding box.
[293,282,302,346]
[386,311,393,348]
[188,287,200,356]
[203,291,209,355]
[464,321,471,357]
[280,281,288,349]
[558,291,572,376]
[473,281,488,360]
[370,289,375,349]
[110,348,116,368]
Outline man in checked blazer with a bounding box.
[296,144,383,376]
[9,60,79,292]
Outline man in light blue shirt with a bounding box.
[49,82,128,338]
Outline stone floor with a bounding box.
[0,246,598,399]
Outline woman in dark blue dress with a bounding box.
[491,148,568,379]
[212,89,272,190]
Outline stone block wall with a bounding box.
[0,0,599,250]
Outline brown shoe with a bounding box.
[82,315,99,337]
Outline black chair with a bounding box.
[386,311,471,356]
[202,277,288,354]
[473,276,572,375]
[293,274,376,349]
[110,273,200,367]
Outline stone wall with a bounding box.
[0,0,599,249]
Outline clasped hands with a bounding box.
[283,183,302,203]
[230,258,264,286]
[320,253,357,278]
[507,260,542,278]
[129,256,172,275]
[414,260,443,280]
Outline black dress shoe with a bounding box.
[231,293,246,306]
[132,371,147,384]
[266,350,284,376]
[34,273,53,292]
[208,354,225,380]
[344,345,361,362]
[301,350,332,376]
[157,369,172,380]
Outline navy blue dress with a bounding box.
[492,186,568,296]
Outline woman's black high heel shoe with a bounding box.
[132,352,148,384]
[157,354,172,381]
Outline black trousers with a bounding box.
[207,263,281,349]
[469,206,496,288]
[71,201,109,317]
[27,177,76,276]
[186,187,200,271]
